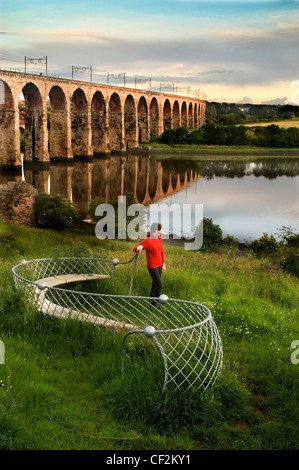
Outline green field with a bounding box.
[244,119,299,129]
[0,220,298,450]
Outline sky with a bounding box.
[1,0,299,104]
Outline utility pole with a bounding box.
[72,65,92,82]
[24,56,47,75]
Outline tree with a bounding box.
[264,124,284,147]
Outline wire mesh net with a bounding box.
[12,257,223,392]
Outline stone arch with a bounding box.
[108,156,122,198]
[109,92,123,151]
[123,155,137,196]
[150,97,159,136]
[0,80,20,167]
[124,94,137,149]
[194,103,198,129]
[91,91,107,154]
[48,86,68,159]
[136,157,148,204]
[71,88,89,157]
[91,157,109,200]
[173,100,180,129]
[171,174,180,190]
[188,102,193,128]
[163,99,172,131]
[137,96,149,143]
[198,103,202,127]
[162,171,171,193]
[22,82,44,162]
[181,101,187,127]
[148,159,158,200]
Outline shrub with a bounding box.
[37,193,78,230]
[221,234,239,248]
[284,127,299,147]
[195,217,223,252]
[187,129,204,144]
[174,127,189,143]
[276,249,299,278]
[276,226,299,247]
[226,125,249,146]
[273,226,299,278]
[160,127,189,145]
[248,233,279,255]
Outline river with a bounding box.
[1,152,298,243]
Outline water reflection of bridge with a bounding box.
[0,154,200,217]
[2,156,296,218]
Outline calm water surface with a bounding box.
[1,153,298,243]
[157,157,299,242]
[161,168,299,242]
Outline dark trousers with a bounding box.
[148,266,163,301]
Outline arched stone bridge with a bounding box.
[0,70,206,168]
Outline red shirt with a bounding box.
[133,236,165,269]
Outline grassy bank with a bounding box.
[139,142,299,159]
[0,220,298,450]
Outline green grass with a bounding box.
[0,220,298,450]
[141,143,299,156]
[139,142,299,158]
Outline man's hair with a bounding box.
[147,222,162,237]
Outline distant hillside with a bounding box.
[206,102,299,125]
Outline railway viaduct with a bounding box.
[0,70,206,168]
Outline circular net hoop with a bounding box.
[12,257,223,392]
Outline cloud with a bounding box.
[237,97,255,104]
[261,97,288,105]
[2,1,299,103]
[17,25,297,94]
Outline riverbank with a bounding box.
[0,220,298,450]
[137,143,299,160]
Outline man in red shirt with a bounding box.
[133,223,166,306]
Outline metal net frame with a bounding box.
[12,256,223,392]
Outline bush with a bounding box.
[37,193,78,230]
[273,226,299,278]
[226,125,249,146]
[248,233,278,255]
[195,217,223,252]
[276,226,299,247]
[160,127,189,145]
[186,129,204,144]
[221,234,239,248]
[276,249,299,278]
